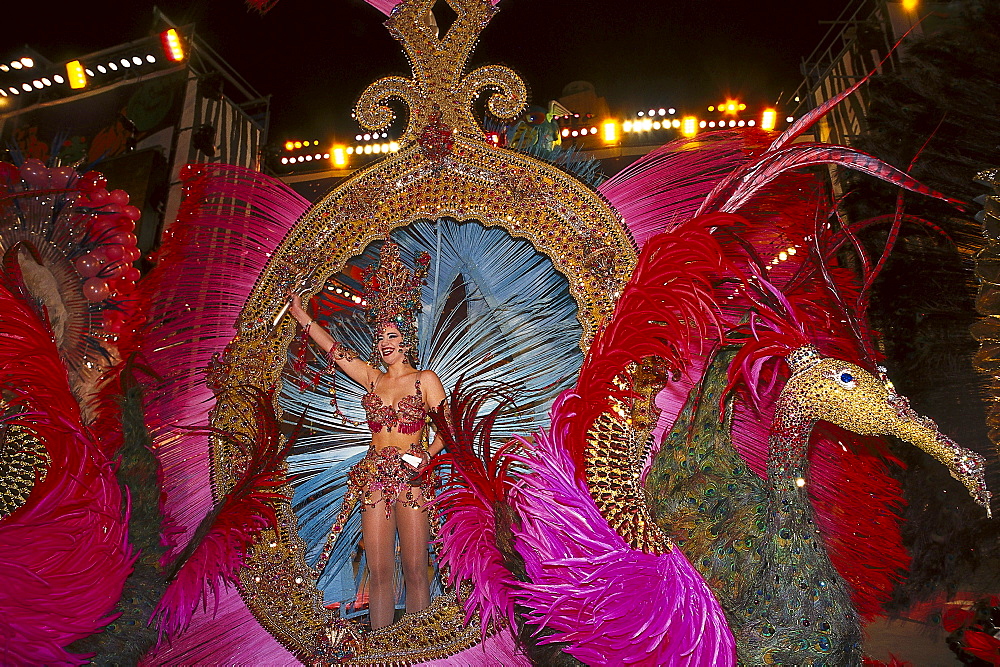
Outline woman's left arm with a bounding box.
[422,371,447,457]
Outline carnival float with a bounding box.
[0,0,995,665]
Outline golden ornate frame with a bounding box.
[207,0,638,661]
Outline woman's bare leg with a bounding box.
[361,499,397,629]
[395,497,431,614]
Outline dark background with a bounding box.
[6,0,847,143]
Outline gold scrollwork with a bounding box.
[459,65,528,121]
[356,0,527,144]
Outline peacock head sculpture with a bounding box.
[783,346,991,515]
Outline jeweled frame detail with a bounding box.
[208,135,637,661]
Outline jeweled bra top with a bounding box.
[361,374,427,434]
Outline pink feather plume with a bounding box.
[0,261,133,664]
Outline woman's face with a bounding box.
[376,323,409,366]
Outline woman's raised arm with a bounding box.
[289,294,378,387]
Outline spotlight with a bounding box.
[121,58,131,68]
[161,29,185,62]
[109,62,118,71]
[20,57,33,68]
[53,74,64,84]
[681,116,697,137]
[761,109,777,131]
[66,60,87,89]
[97,65,107,73]
[333,146,347,168]
[146,54,156,63]
[601,120,618,143]
[132,56,142,65]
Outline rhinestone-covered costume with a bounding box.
[361,376,428,434]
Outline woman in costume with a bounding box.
[289,240,446,630]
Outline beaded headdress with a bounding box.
[362,240,430,367]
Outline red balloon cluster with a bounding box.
[70,171,143,326]
[0,161,144,334]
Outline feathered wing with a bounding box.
[597,130,751,246]
[510,393,736,666]
[135,164,308,662]
[0,263,133,665]
[150,387,292,639]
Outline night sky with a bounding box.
[10,0,849,144]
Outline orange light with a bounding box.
[602,120,618,143]
[66,60,86,89]
[761,109,777,131]
[681,116,698,138]
[708,106,715,112]
[724,100,739,114]
[161,29,185,62]
[738,103,747,110]
[902,0,918,10]
[284,141,295,151]
[293,141,302,149]
[331,145,347,167]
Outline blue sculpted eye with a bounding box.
[833,369,857,390]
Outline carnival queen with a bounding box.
[289,240,446,630]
